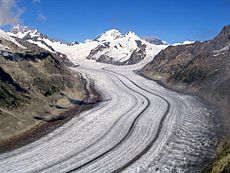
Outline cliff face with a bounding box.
[0,31,86,143]
[141,25,230,172]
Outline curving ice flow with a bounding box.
[0,57,219,173]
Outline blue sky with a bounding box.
[1,0,230,43]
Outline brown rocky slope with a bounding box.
[141,25,230,172]
[0,30,89,152]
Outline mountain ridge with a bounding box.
[7,25,167,65]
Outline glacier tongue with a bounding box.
[0,55,218,173]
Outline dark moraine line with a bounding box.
[34,73,140,173]
[103,69,171,173]
[66,70,151,173]
[0,74,100,161]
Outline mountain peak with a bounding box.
[142,36,167,45]
[9,25,42,39]
[123,31,141,41]
[96,29,122,42]
[216,25,230,39]
[0,28,26,50]
[11,25,32,33]
[103,29,122,36]
[125,31,136,36]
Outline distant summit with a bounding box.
[9,25,47,40]
[142,36,166,45]
[87,29,167,65]
[96,29,122,42]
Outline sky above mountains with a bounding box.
[0,0,230,43]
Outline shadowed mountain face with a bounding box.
[0,29,86,142]
[0,66,28,109]
[142,25,230,172]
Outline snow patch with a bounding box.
[172,40,195,46]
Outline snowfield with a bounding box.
[0,54,219,173]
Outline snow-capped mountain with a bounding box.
[0,28,26,51]
[96,29,122,42]
[2,27,73,66]
[142,36,167,45]
[9,25,44,39]
[8,25,99,62]
[8,25,168,65]
[8,25,62,52]
[88,30,145,64]
[87,30,167,65]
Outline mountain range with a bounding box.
[8,25,168,65]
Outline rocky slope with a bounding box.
[141,25,230,172]
[0,29,87,149]
[9,26,167,65]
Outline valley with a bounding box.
[0,58,219,172]
[0,25,229,172]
